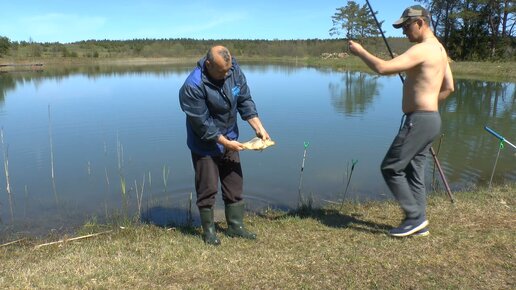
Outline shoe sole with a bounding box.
[413,230,430,237]
[390,220,429,237]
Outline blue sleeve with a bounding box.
[179,84,221,141]
[235,68,258,121]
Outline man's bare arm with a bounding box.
[438,61,454,100]
[348,40,424,75]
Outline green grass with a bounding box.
[1,183,514,289]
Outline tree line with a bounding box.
[331,0,515,60]
[0,37,415,61]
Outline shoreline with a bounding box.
[1,56,515,82]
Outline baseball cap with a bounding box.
[393,5,430,29]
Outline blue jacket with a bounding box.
[179,57,258,156]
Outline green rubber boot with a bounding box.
[225,201,257,240]
[199,208,221,246]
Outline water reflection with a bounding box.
[329,71,381,116]
[439,80,515,186]
[0,73,20,103]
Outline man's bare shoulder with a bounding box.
[408,39,446,64]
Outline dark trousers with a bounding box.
[381,111,441,220]
[191,150,243,208]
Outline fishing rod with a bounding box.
[484,126,515,188]
[340,159,358,211]
[364,0,454,203]
[298,141,310,208]
[364,0,404,84]
[484,126,516,150]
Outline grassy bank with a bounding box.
[303,57,516,83]
[2,55,514,83]
[1,184,514,289]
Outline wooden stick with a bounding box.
[0,238,26,248]
[34,230,112,249]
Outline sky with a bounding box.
[0,0,422,43]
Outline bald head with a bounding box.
[205,46,232,81]
[207,46,231,65]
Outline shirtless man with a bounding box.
[348,5,454,237]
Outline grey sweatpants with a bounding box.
[381,111,441,220]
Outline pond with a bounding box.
[0,63,514,238]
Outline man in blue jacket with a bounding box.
[179,45,271,245]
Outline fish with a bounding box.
[241,137,276,151]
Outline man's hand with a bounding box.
[348,40,363,56]
[218,135,244,151]
[255,128,270,141]
[247,117,271,141]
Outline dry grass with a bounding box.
[450,61,516,82]
[0,184,514,289]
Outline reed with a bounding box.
[162,165,169,193]
[146,171,153,217]
[116,133,124,172]
[116,133,129,216]
[87,161,91,176]
[134,174,145,219]
[48,105,59,205]
[120,175,127,216]
[1,127,14,221]
[104,168,110,186]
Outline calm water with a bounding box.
[0,64,514,238]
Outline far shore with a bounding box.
[1,56,515,82]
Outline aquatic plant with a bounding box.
[1,128,14,221]
[120,175,127,216]
[134,174,145,219]
[162,165,170,193]
[48,105,59,205]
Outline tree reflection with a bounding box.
[0,65,192,105]
[439,79,515,185]
[0,74,17,104]
[328,71,380,116]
